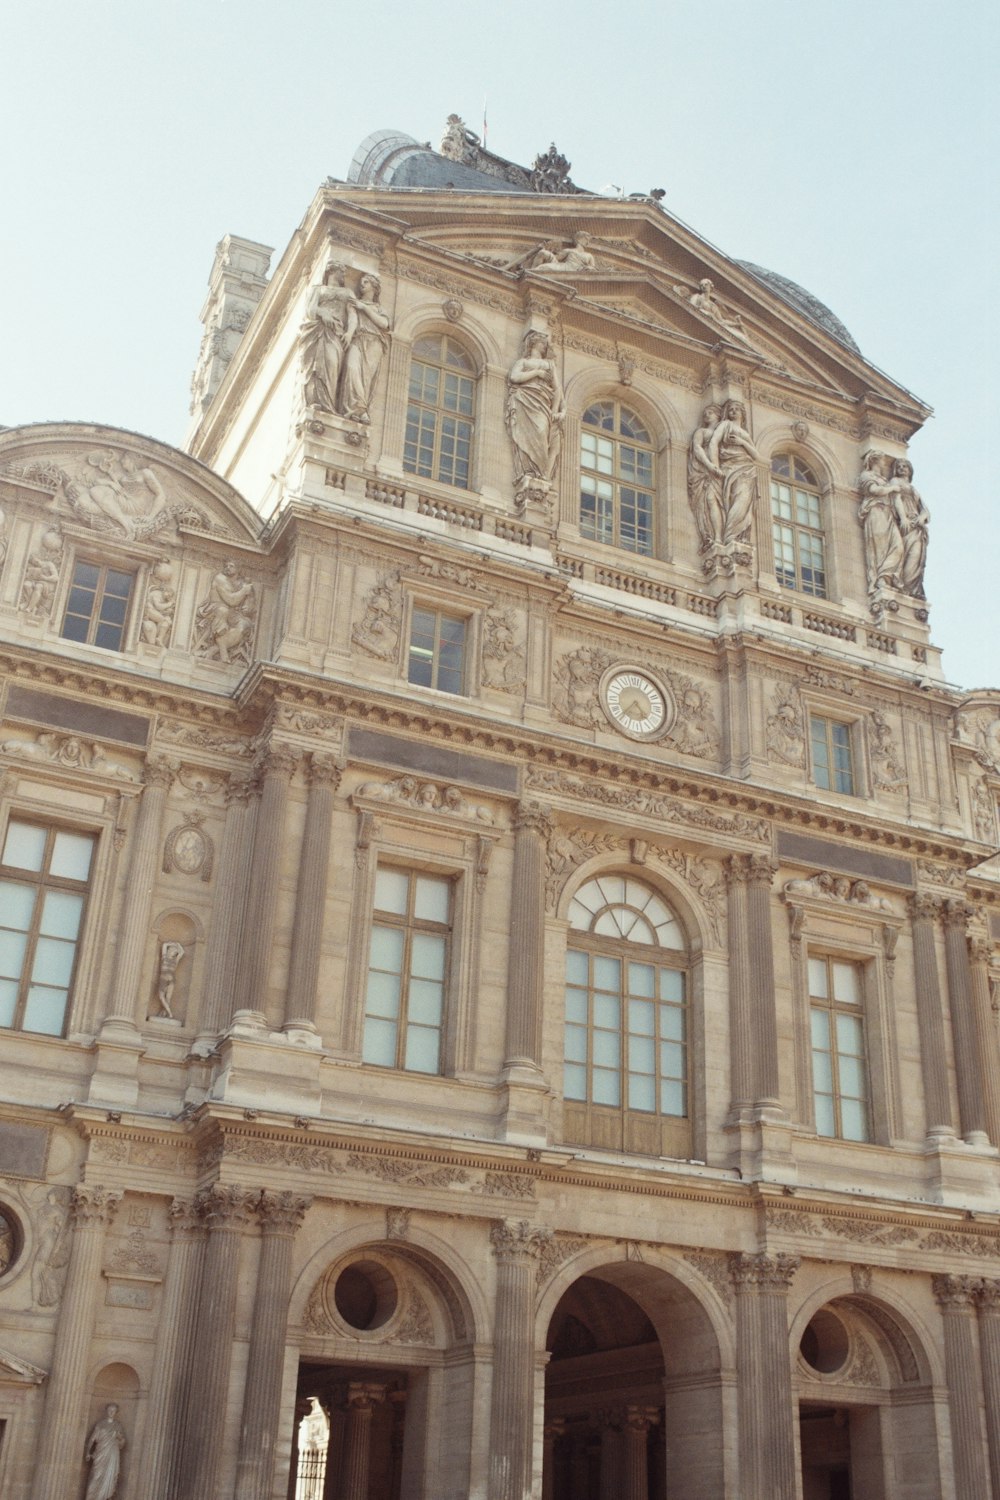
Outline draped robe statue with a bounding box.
[84,1404,126,1500]
[505,329,565,504]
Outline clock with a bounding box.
[599,666,673,741]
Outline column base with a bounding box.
[282,1018,324,1050]
[208,1034,322,1113]
[724,1112,797,1184]
[87,1022,146,1108]
[923,1135,1000,1207]
[498,1066,550,1147]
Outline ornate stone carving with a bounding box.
[154,941,186,1018]
[729,1251,800,1289]
[844,1336,880,1387]
[340,273,391,424]
[766,685,806,767]
[545,827,621,908]
[528,230,595,273]
[139,559,176,647]
[683,1251,734,1308]
[850,1264,873,1295]
[386,1208,410,1240]
[258,1191,312,1233]
[109,1229,160,1276]
[168,1198,203,1236]
[32,1188,72,1306]
[355,775,496,823]
[158,722,251,756]
[195,1183,258,1231]
[869,711,908,791]
[300,260,358,415]
[505,329,565,511]
[932,1273,980,1309]
[489,1219,552,1260]
[70,1186,122,1230]
[307,753,341,789]
[908,891,942,923]
[972,776,996,843]
[686,401,760,577]
[783,871,893,913]
[193,560,257,665]
[535,1235,590,1288]
[524,766,771,841]
[482,606,526,693]
[892,458,929,600]
[390,1287,434,1345]
[344,1153,470,1190]
[668,674,721,759]
[674,279,753,345]
[530,144,579,194]
[553,646,611,727]
[513,800,554,839]
[442,298,463,323]
[19,528,63,616]
[857,450,930,612]
[0,731,133,779]
[352,572,402,661]
[162,810,214,880]
[83,1402,126,1500]
[916,859,966,889]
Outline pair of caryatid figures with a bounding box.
[300,262,392,424]
[858,449,929,604]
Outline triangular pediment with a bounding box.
[0,1345,47,1384]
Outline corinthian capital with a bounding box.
[258,1190,312,1234]
[908,891,942,922]
[257,743,299,781]
[196,1183,259,1231]
[490,1218,552,1261]
[729,1250,800,1291]
[69,1185,122,1230]
[932,1273,980,1309]
[143,755,177,791]
[307,752,342,789]
[725,852,775,888]
[941,897,975,932]
[514,800,554,839]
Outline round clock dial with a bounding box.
[600,668,672,740]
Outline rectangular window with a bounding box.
[407,607,467,695]
[564,949,687,1117]
[362,867,452,1075]
[810,714,855,795]
[809,955,870,1141]
[0,819,96,1035]
[61,560,134,650]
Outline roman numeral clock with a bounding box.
[599,665,674,741]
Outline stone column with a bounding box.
[941,900,989,1143]
[195,771,258,1041]
[541,1417,565,1500]
[283,754,341,1035]
[387,1389,407,1500]
[976,1279,1000,1500]
[908,894,956,1138]
[340,1384,386,1500]
[597,1409,620,1500]
[488,1219,550,1500]
[234,1191,312,1500]
[101,756,175,1035]
[232,744,298,1026]
[725,854,781,1114]
[730,1252,799,1500]
[174,1185,258,1500]
[933,1274,990,1498]
[970,935,1000,1147]
[623,1406,658,1500]
[31,1186,121,1500]
[504,803,553,1073]
[144,1198,206,1500]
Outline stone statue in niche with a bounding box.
[858,451,905,606]
[193,560,256,664]
[300,261,358,414]
[528,230,596,273]
[155,941,186,1019]
[686,402,760,575]
[19,529,63,616]
[140,559,176,647]
[84,1404,126,1500]
[505,329,565,509]
[339,273,391,424]
[892,458,930,600]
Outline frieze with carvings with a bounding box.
[0,731,135,780]
[396,257,521,319]
[535,1235,592,1287]
[525,765,771,842]
[783,873,894,914]
[9,448,232,540]
[156,722,251,755]
[748,384,860,439]
[682,1251,734,1308]
[354,776,497,824]
[766,1205,1000,1260]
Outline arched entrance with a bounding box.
[543,1261,726,1499]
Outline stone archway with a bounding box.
[543,1261,725,1500]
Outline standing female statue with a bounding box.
[300,263,357,414]
[857,451,904,597]
[339,273,391,423]
[892,457,929,598]
[686,403,724,550]
[84,1403,126,1500]
[711,399,762,547]
[505,329,565,498]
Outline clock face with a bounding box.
[600,668,671,740]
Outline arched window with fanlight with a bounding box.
[579,401,655,555]
[770,453,827,596]
[562,874,691,1157]
[403,334,477,489]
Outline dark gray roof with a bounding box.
[737,261,861,355]
[347,129,533,194]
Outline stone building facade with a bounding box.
[0,120,998,1500]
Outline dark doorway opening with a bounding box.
[288,1359,408,1500]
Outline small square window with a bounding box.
[810,714,856,795]
[61,561,135,651]
[407,608,467,695]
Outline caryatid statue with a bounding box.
[84,1403,126,1500]
[300,261,357,414]
[504,328,565,508]
[892,457,930,600]
[685,400,761,574]
[857,450,905,602]
[338,273,392,424]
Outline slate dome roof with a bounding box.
[736,261,861,355]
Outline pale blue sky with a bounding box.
[2,0,997,689]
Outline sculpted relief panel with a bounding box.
[553,645,720,761]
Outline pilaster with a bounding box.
[488,1219,551,1500]
[500,802,553,1145]
[933,1274,991,1498]
[729,1251,799,1500]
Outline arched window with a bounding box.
[579,402,655,555]
[403,334,476,490]
[563,874,690,1157]
[770,454,827,596]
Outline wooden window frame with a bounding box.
[60,557,136,652]
[361,864,454,1077]
[578,400,656,557]
[807,952,872,1142]
[403,334,477,491]
[770,453,827,598]
[406,605,469,696]
[809,712,857,796]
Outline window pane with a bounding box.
[362,1016,398,1067]
[808,958,829,999]
[659,1003,685,1041]
[410,933,446,981]
[593,993,620,1030]
[565,986,587,1023]
[30,936,76,988]
[564,1062,587,1100]
[592,956,620,993]
[592,1068,620,1106]
[810,1007,830,1047]
[39,891,83,941]
[840,1098,869,1142]
[407,977,443,1026]
[3,822,47,872]
[368,924,405,971]
[658,968,684,1001]
[22,985,68,1035]
[812,1049,834,1094]
[564,1025,587,1063]
[592,1029,621,1067]
[660,1078,686,1116]
[628,1035,655,1074]
[627,962,655,998]
[0,978,17,1028]
[404,1024,441,1074]
[0,928,29,980]
[0,880,36,930]
[832,962,861,1005]
[414,878,450,924]
[838,1054,866,1100]
[628,998,655,1035]
[815,1093,837,1136]
[835,1011,864,1057]
[566,949,588,984]
[628,1074,656,1112]
[374,868,409,916]
[659,1040,685,1079]
[50,830,95,881]
[365,969,401,1018]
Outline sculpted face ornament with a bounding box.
[600,665,674,741]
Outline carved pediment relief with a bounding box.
[0,424,263,547]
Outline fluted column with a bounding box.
[102,756,174,1033]
[976,1279,1000,1499]
[730,1252,799,1500]
[597,1409,620,1500]
[175,1184,258,1499]
[725,854,781,1114]
[144,1199,206,1500]
[234,1191,312,1500]
[504,803,553,1072]
[488,1219,550,1500]
[340,1384,386,1500]
[623,1406,658,1500]
[283,754,340,1034]
[31,1186,121,1500]
[542,1417,565,1500]
[908,894,957,1137]
[970,938,1000,1148]
[933,1274,990,1497]
[232,745,298,1025]
[941,900,989,1142]
[196,771,258,1040]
